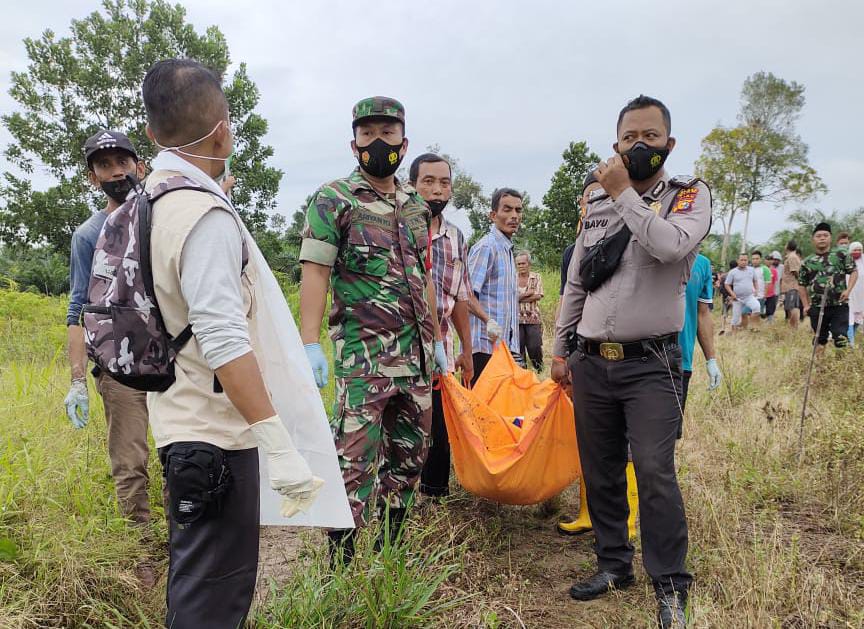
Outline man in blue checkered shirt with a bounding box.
[467,187,523,384]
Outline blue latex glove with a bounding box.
[304,343,329,388]
[433,340,448,374]
[64,379,89,429]
[706,358,722,390]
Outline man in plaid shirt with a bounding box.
[409,153,476,497]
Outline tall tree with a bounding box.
[695,72,825,265]
[0,0,282,258]
[521,140,599,267]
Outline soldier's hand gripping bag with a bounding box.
[578,225,632,292]
[163,442,232,527]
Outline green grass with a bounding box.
[1,275,863,627]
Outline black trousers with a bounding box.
[420,387,450,496]
[809,304,850,347]
[764,295,779,318]
[519,323,543,370]
[160,444,260,629]
[570,347,691,595]
[472,352,492,387]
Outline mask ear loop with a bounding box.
[153,121,230,161]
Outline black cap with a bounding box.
[813,221,831,235]
[84,130,138,168]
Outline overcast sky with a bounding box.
[1,0,861,245]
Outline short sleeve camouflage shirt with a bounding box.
[799,247,856,306]
[299,168,434,379]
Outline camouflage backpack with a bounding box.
[82,176,242,392]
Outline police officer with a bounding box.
[298,97,447,561]
[552,95,711,628]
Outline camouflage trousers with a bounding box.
[332,375,432,528]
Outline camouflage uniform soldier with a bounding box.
[298,97,446,560]
[797,222,858,356]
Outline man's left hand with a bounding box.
[594,155,631,199]
[433,341,448,374]
[455,351,474,385]
[706,358,722,391]
[840,289,850,302]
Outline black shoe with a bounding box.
[327,529,355,568]
[657,590,688,628]
[569,570,635,601]
[373,507,407,552]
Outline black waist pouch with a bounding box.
[161,442,232,527]
[579,225,632,292]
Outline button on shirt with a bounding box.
[554,174,712,355]
[469,226,519,354]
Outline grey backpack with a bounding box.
[82,175,245,392]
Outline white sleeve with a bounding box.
[179,208,252,370]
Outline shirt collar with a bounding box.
[347,167,406,197]
[490,225,514,249]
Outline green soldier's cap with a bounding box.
[352,96,405,129]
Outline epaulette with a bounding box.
[670,175,703,188]
[587,188,609,204]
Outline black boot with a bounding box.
[327,529,355,569]
[569,570,635,601]
[656,589,688,628]
[374,507,407,552]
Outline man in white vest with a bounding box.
[141,58,320,629]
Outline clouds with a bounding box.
[1,0,861,242]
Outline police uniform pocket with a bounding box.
[165,442,231,527]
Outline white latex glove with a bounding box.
[304,342,329,388]
[706,358,722,391]
[433,340,448,374]
[487,319,502,343]
[250,415,324,516]
[64,379,89,429]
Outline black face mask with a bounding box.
[356,138,404,178]
[622,141,670,181]
[427,199,448,217]
[100,177,134,204]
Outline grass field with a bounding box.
[0,270,862,627]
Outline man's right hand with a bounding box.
[304,343,329,388]
[551,357,570,386]
[487,319,502,343]
[64,379,89,429]
[249,416,324,517]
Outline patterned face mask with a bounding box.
[356,138,404,178]
[622,141,670,181]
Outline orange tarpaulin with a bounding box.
[439,343,581,505]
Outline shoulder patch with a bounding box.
[670,175,701,188]
[672,187,699,213]
[588,188,609,203]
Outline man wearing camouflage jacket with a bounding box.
[797,221,858,356]
[299,97,446,562]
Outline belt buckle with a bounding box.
[599,342,624,361]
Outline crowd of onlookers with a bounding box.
[715,227,862,355]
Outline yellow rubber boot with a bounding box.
[626,462,639,540]
[557,475,593,535]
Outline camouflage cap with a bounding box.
[352,96,405,128]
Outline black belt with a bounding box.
[577,334,678,361]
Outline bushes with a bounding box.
[0,247,70,296]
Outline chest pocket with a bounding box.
[343,229,392,278]
[444,260,464,297]
[581,226,608,249]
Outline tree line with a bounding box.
[0,1,858,295]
